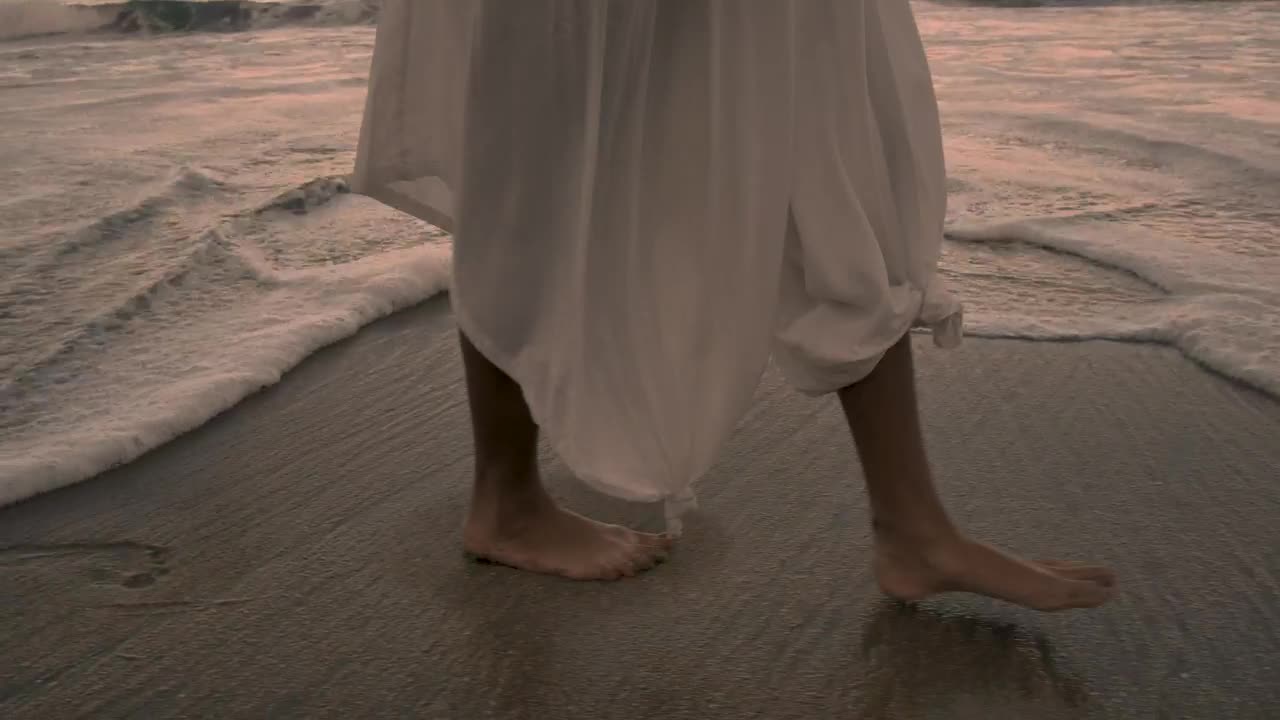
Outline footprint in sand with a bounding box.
[0,541,171,591]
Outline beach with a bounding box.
[3,0,1280,717]
[2,0,1277,503]
[3,300,1279,718]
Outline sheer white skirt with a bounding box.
[353,0,963,532]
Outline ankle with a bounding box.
[473,456,541,498]
[467,467,553,533]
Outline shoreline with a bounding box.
[6,288,1277,515]
[3,297,1278,718]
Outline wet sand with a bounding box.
[2,297,1278,719]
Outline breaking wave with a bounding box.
[0,0,378,40]
[0,171,451,507]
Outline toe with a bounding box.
[610,537,649,578]
[1055,566,1117,588]
[1058,579,1114,610]
[631,546,666,573]
[636,531,672,548]
[580,564,624,581]
[612,532,667,574]
[623,529,672,553]
[1037,561,1118,587]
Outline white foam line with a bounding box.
[0,242,453,507]
[946,221,1280,398]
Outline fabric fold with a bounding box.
[354,0,962,533]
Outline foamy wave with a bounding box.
[0,0,378,40]
[256,174,351,215]
[0,173,451,507]
[55,167,228,257]
[106,0,378,35]
[0,243,451,507]
[947,222,1280,397]
[927,1,1245,6]
[0,1,112,39]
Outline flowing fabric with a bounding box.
[353,0,963,533]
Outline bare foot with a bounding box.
[874,531,1115,612]
[463,491,672,581]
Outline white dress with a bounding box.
[353,0,963,533]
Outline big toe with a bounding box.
[1054,578,1115,611]
[1039,561,1118,588]
[637,531,674,550]
[635,543,669,571]
[567,560,626,581]
[616,533,666,571]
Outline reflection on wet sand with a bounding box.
[856,601,1088,719]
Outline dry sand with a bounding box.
[2,298,1278,719]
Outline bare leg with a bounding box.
[458,332,671,580]
[838,335,1115,612]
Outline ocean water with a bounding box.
[0,0,1276,506]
